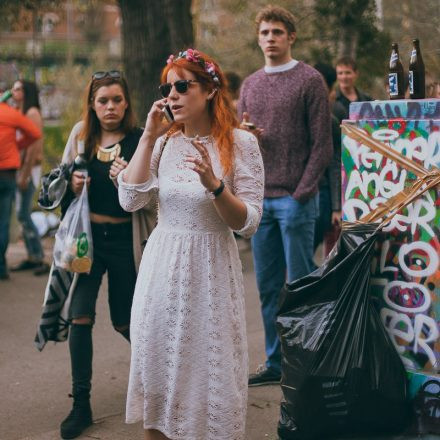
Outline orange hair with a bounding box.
[161,50,238,175]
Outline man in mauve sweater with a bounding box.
[0,100,42,280]
[238,5,332,386]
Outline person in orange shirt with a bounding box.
[10,80,50,276]
[0,99,41,280]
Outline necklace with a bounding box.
[181,132,213,145]
[96,143,121,162]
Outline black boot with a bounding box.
[60,324,93,439]
[60,394,93,439]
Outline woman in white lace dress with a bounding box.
[116,49,264,440]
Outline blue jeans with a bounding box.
[251,194,319,374]
[0,173,17,275]
[16,180,44,261]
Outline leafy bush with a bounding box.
[42,125,66,172]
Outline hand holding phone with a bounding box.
[162,104,174,123]
[240,112,256,130]
[240,112,264,140]
[242,121,256,130]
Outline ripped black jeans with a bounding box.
[69,221,136,327]
[67,221,136,399]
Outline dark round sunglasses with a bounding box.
[92,70,122,80]
[159,79,199,98]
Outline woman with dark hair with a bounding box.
[58,71,156,439]
[11,80,49,275]
[118,49,264,440]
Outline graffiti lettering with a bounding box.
[344,129,440,173]
[384,281,431,314]
[394,131,440,170]
[399,241,439,277]
[350,100,440,120]
[344,166,406,201]
[381,308,439,369]
[379,240,398,274]
[343,195,435,237]
[372,129,400,142]
[387,196,436,237]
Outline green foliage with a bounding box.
[0,0,61,30]
[196,0,391,98]
[314,0,375,27]
[198,1,404,100]
[355,17,391,95]
[311,0,391,94]
[2,0,437,124]
[40,63,91,170]
[42,125,66,172]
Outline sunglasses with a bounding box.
[92,70,122,80]
[159,79,199,98]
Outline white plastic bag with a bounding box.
[53,180,93,273]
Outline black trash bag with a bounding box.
[277,222,410,440]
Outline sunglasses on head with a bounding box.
[159,79,199,98]
[92,70,122,80]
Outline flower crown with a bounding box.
[167,49,220,84]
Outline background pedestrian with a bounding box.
[11,80,50,275]
[238,5,332,387]
[0,87,41,280]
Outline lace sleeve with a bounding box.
[231,129,264,238]
[118,136,163,212]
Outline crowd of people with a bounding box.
[1,4,439,440]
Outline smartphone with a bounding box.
[242,121,256,130]
[163,104,174,123]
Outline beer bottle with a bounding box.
[409,39,425,99]
[73,140,88,173]
[388,43,405,100]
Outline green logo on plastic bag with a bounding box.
[77,232,89,257]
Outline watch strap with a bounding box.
[212,179,225,197]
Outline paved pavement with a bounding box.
[0,237,281,440]
[2,237,440,440]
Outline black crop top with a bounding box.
[88,128,143,218]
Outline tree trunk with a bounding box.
[337,26,358,59]
[118,0,193,122]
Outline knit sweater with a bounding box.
[238,61,332,202]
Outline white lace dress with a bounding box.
[118,129,264,440]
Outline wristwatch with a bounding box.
[205,179,225,200]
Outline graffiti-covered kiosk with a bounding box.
[342,99,440,432]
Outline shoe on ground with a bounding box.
[60,400,93,439]
[248,365,281,387]
[10,260,41,271]
[33,262,50,276]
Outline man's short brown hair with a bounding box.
[336,56,357,72]
[255,5,296,34]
